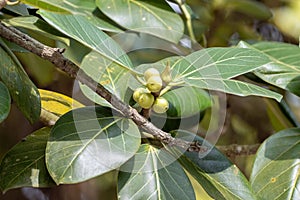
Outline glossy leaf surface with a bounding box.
[0,39,40,123]
[0,81,11,123]
[239,41,300,97]
[46,106,140,184]
[96,0,184,43]
[169,131,257,200]
[20,0,96,13]
[0,128,55,192]
[118,144,195,200]
[250,128,300,200]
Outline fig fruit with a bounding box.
[133,88,149,102]
[152,97,169,113]
[144,68,160,81]
[138,93,154,109]
[146,75,163,92]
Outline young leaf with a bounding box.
[168,131,257,200]
[0,127,55,193]
[46,106,141,184]
[96,0,184,43]
[0,81,11,123]
[250,128,300,200]
[239,41,300,97]
[0,39,40,123]
[118,144,195,200]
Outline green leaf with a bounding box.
[129,47,282,101]
[118,144,195,200]
[46,106,141,184]
[20,0,96,13]
[169,131,257,200]
[162,86,211,118]
[239,41,300,97]
[96,0,184,43]
[0,39,40,123]
[4,3,29,16]
[173,47,282,101]
[20,0,70,13]
[0,127,55,192]
[39,11,134,70]
[79,51,133,108]
[0,81,11,123]
[250,128,300,200]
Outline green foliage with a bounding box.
[0,0,299,199]
[118,144,195,200]
[0,128,55,192]
[0,39,40,123]
[0,81,10,123]
[250,128,300,199]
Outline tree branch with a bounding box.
[217,144,260,156]
[0,21,207,152]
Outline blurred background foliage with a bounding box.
[1,0,300,199]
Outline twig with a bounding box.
[217,144,260,156]
[0,21,204,152]
[175,0,196,42]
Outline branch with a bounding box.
[0,21,207,152]
[217,144,260,156]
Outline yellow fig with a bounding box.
[146,75,163,92]
[138,93,154,109]
[152,97,169,113]
[144,68,160,81]
[133,87,149,102]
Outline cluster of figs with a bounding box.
[133,66,172,114]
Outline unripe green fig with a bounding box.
[144,68,160,81]
[152,97,169,113]
[146,75,163,92]
[138,93,154,109]
[133,88,149,102]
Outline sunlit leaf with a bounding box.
[118,144,195,200]
[250,128,300,200]
[0,81,11,123]
[20,0,69,13]
[39,89,84,125]
[79,51,133,108]
[39,11,133,70]
[169,131,257,200]
[239,41,300,97]
[0,39,40,123]
[46,106,141,184]
[0,127,55,192]
[173,47,282,101]
[96,0,184,43]
[20,0,96,14]
[131,47,282,101]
